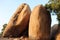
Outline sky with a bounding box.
[0,0,58,32]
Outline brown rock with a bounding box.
[51,24,58,40]
[29,5,51,40]
[51,24,60,40]
[56,25,60,40]
[56,33,60,40]
[20,36,28,40]
[2,3,31,37]
[0,37,29,40]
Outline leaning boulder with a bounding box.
[29,5,51,40]
[2,3,31,37]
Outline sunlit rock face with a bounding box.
[56,33,60,40]
[29,5,51,40]
[2,3,31,37]
[56,25,60,40]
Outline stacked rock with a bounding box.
[2,3,51,40]
[29,5,51,40]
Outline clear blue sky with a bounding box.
[0,0,58,32]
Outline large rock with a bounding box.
[56,33,60,40]
[2,3,31,37]
[51,24,60,40]
[29,5,51,40]
[54,24,60,40]
[51,24,58,40]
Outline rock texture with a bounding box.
[51,24,60,40]
[0,37,28,40]
[56,26,60,40]
[2,3,31,37]
[51,24,58,40]
[29,5,51,40]
[56,33,60,40]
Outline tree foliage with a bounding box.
[0,24,7,36]
[45,0,60,24]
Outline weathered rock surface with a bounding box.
[51,24,60,40]
[2,3,31,37]
[56,33,60,40]
[29,5,51,40]
[0,37,28,40]
[55,24,60,40]
[51,24,58,40]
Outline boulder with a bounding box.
[0,37,29,40]
[54,24,60,40]
[2,3,31,37]
[51,24,60,40]
[51,24,58,40]
[56,33,60,40]
[29,5,51,40]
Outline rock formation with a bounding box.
[52,24,60,40]
[51,24,58,40]
[56,33,60,40]
[2,3,31,37]
[56,25,60,40]
[51,24,60,40]
[29,5,51,40]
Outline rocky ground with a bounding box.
[0,37,28,40]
